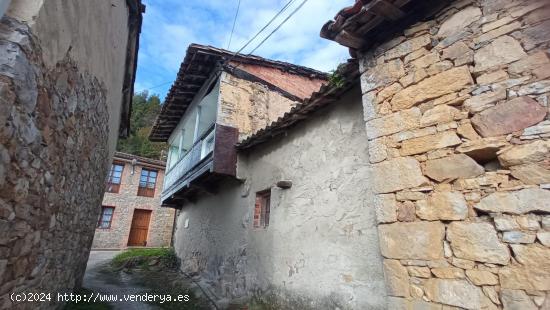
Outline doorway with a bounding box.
[128,209,152,246]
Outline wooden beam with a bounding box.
[183,73,208,79]
[334,30,367,49]
[365,0,406,21]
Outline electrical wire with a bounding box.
[233,0,296,55]
[226,0,242,49]
[135,81,173,93]
[137,0,307,93]
[247,0,309,55]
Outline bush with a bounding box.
[111,248,179,270]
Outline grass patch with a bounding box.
[111,248,178,269]
[104,248,210,309]
[63,288,112,310]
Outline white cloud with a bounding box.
[135,0,351,98]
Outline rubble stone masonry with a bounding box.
[218,72,300,141]
[0,1,139,309]
[92,161,174,249]
[359,0,550,309]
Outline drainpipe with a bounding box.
[0,0,10,18]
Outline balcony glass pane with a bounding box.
[197,84,218,139]
[167,145,179,170]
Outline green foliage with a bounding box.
[111,248,178,269]
[328,69,345,88]
[117,91,167,159]
[105,248,208,309]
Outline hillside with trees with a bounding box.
[117,91,167,159]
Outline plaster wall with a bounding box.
[173,87,387,309]
[0,0,9,18]
[6,0,131,153]
[0,1,136,308]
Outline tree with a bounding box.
[117,91,167,159]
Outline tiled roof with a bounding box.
[149,44,327,142]
[237,58,360,150]
[320,0,451,51]
[113,151,165,169]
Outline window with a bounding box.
[137,168,157,197]
[98,206,114,229]
[200,129,215,159]
[254,190,271,229]
[106,164,124,193]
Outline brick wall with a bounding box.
[234,62,326,100]
[359,0,549,309]
[92,162,175,249]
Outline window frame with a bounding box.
[97,206,115,229]
[106,163,124,193]
[137,168,158,198]
[254,189,271,229]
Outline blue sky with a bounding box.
[134,0,351,100]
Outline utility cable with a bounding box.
[226,0,242,49]
[247,0,309,55]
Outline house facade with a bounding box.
[0,1,143,309]
[151,0,550,309]
[320,0,550,309]
[92,152,175,249]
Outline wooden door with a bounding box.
[128,209,152,246]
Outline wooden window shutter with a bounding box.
[253,196,262,228]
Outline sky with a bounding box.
[133,0,351,100]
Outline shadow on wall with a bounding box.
[173,87,388,309]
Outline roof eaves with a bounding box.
[320,0,451,52]
[148,44,329,143]
[119,0,145,138]
[113,151,166,168]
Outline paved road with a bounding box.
[83,250,157,310]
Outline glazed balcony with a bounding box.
[161,124,238,206]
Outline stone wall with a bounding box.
[358,0,550,309]
[174,87,387,309]
[0,1,138,309]
[92,162,174,249]
[217,72,300,141]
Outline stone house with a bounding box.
[92,152,175,249]
[151,0,550,309]
[0,0,143,309]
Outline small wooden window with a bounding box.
[254,190,271,229]
[106,163,124,193]
[98,206,114,229]
[137,168,157,197]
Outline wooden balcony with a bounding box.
[161,124,238,207]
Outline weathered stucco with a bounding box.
[174,87,387,309]
[217,72,300,141]
[0,1,137,308]
[0,1,10,18]
[92,161,174,249]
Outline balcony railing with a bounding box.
[162,125,215,199]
